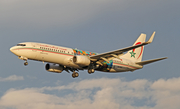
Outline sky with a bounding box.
[0,0,180,109]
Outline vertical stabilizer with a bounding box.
[121,33,146,62]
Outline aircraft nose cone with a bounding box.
[10,46,16,54]
[10,47,12,51]
[10,47,13,52]
[10,46,20,56]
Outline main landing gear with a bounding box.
[72,71,79,78]
[88,69,95,74]
[87,63,95,74]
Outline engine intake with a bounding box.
[73,55,90,66]
[45,63,63,73]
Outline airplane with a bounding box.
[10,32,167,78]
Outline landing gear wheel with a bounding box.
[75,72,79,77]
[72,72,79,78]
[24,62,28,66]
[88,69,92,74]
[88,69,95,74]
[72,73,76,78]
[91,69,95,73]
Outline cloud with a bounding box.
[0,77,180,109]
[150,78,180,109]
[0,75,24,82]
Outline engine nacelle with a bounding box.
[73,55,90,66]
[45,63,63,73]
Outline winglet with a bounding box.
[147,31,155,44]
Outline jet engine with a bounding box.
[45,63,63,73]
[73,55,90,66]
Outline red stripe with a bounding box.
[133,42,143,59]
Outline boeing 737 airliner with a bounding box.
[10,32,167,78]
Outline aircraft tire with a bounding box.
[88,69,95,74]
[75,72,79,77]
[72,73,76,78]
[24,62,28,66]
[88,69,92,74]
[91,69,95,73]
[72,72,79,78]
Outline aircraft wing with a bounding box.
[90,32,155,61]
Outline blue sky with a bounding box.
[0,0,180,109]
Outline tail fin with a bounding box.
[121,33,146,62]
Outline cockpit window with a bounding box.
[17,44,26,46]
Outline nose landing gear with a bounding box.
[24,61,28,66]
[18,56,28,66]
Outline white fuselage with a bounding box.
[10,42,142,73]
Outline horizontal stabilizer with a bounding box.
[136,57,167,66]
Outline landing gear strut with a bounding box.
[88,63,96,74]
[18,56,28,66]
[72,71,79,78]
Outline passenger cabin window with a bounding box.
[17,44,26,46]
